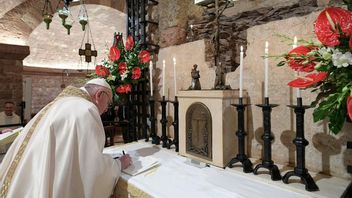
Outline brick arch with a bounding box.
[23,4,127,69]
[0,0,125,45]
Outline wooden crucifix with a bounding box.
[79,43,97,63]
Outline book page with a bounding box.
[0,127,23,147]
[102,148,122,159]
[122,156,159,176]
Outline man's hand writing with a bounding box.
[119,154,132,170]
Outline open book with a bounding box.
[123,156,159,176]
[0,127,23,147]
[102,147,160,176]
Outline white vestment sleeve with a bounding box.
[77,105,121,198]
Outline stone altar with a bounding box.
[178,90,247,167]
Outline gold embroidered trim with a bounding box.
[56,86,91,102]
[0,102,53,198]
[114,178,153,198]
[0,86,91,197]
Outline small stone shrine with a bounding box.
[178,90,247,167]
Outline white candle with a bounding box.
[264,41,269,98]
[149,60,153,96]
[173,57,177,97]
[293,36,297,48]
[239,46,244,98]
[162,60,166,97]
[293,36,301,98]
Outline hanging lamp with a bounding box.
[42,0,54,29]
[78,0,89,31]
[58,6,69,25]
[63,12,74,35]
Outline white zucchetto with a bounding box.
[85,78,111,90]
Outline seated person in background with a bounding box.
[0,101,21,134]
[0,78,132,197]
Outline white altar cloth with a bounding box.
[105,142,312,198]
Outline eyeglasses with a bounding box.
[101,91,113,106]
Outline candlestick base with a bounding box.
[227,154,253,173]
[253,163,282,181]
[283,97,319,192]
[282,171,319,192]
[253,98,281,180]
[227,98,253,173]
[152,136,161,145]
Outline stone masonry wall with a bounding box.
[23,68,87,114]
[0,43,29,114]
[0,59,23,114]
[155,0,352,179]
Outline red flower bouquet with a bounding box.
[94,32,151,96]
[278,6,352,134]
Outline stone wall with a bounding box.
[155,7,352,180]
[242,12,352,179]
[158,0,203,48]
[23,67,87,114]
[188,0,320,71]
[157,0,334,71]
[0,43,29,115]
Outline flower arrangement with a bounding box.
[94,32,151,98]
[277,6,352,134]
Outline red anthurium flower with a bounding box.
[287,45,316,72]
[125,84,132,93]
[125,35,134,51]
[132,67,142,80]
[347,96,352,121]
[95,65,110,78]
[116,85,125,93]
[288,72,328,88]
[118,62,127,74]
[314,7,352,47]
[116,84,132,94]
[112,32,123,47]
[109,47,120,61]
[138,50,151,64]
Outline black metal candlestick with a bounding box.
[227,97,253,173]
[253,97,281,180]
[149,96,160,145]
[160,96,168,148]
[341,141,352,198]
[167,96,179,152]
[282,97,319,191]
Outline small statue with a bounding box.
[213,62,231,90]
[188,64,201,90]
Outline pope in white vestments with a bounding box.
[0,79,131,198]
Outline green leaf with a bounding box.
[313,107,328,122]
[277,61,286,67]
[328,107,346,134]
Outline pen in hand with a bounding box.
[114,150,126,159]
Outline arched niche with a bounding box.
[186,102,212,161]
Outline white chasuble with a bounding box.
[0,86,121,198]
